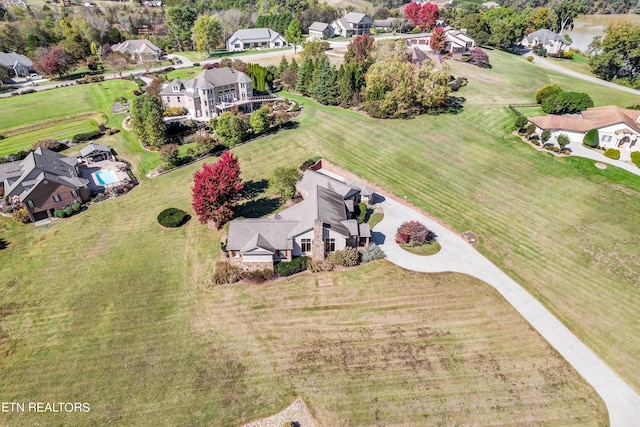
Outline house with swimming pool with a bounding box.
[0,148,91,222]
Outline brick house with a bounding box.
[0,148,90,222]
[226,170,374,270]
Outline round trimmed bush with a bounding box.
[64,206,73,216]
[604,148,620,160]
[72,202,81,212]
[157,208,190,228]
[631,151,640,167]
[583,129,599,148]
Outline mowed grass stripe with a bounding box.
[0,119,100,156]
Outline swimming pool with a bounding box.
[95,169,119,185]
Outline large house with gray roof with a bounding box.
[111,39,162,61]
[522,29,570,55]
[0,51,34,78]
[0,148,90,222]
[226,170,374,269]
[226,28,287,52]
[330,12,373,37]
[161,67,255,120]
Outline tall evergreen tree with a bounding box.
[311,56,338,105]
[141,94,167,148]
[295,56,314,96]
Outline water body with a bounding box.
[567,14,640,52]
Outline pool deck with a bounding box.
[79,159,130,193]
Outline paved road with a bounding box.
[530,55,640,97]
[317,168,640,427]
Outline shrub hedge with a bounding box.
[631,151,640,167]
[72,130,103,144]
[604,148,620,160]
[240,269,273,284]
[355,202,367,224]
[157,208,189,228]
[275,256,308,277]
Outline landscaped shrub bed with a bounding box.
[240,268,274,284]
[274,256,308,277]
[328,247,359,267]
[604,148,621,160]
[213,261,240,285]
[157,208,190,228]
[54,202,82,218]
[360,243,385,263]
[631,151,640,167]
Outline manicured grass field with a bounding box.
[548,52,594,76]
[1,48,639,424]
[0,80,136,131]
[401,241,442,256]
[0,119,100,157]
[0,155,606,426]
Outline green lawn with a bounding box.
[0,119,100,157]
[547,52,594,76]
[1,48,640,424]
[0,158,607,426]
[0,80,159,174]
[0,80,136,132]
[401,241,442,256]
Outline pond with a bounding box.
[567,14,640,52]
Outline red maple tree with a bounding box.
[192,151,244,228]
[404,2,439,31]
[33,46,77,78]
[430,27,447,53]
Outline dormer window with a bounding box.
[172,85,180,92]
[27,200,34,208]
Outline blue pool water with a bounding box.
[95,169,119,185]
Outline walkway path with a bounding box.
[316,165,640,427]
[567,141,640,177]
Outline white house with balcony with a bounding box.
[160,67,254,120]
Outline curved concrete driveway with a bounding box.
[371,195,640,426]
[567,141,640,177]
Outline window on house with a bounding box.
[325,238,335,253]
[172,86,179,92]
[53,194,61,202]
[235,43,240,48]
[301,238,311,252]
[27,200,34,208]
[166,96,170,102]
[177,97,180,102]
[71,189,78,198]
[602,135,612,142]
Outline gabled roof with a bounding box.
[309,21,330,32]
[111,39,161,55]
[526,29,568,45]
[297,170,361,200]
[0,51,33,68]
[530,106,640,133]
[227,219,298,252]
[80,143,111,157]
[3,148,88,201]
[227,171,372,254]
[161,67,251,96]
[344,12,371,24]
[228,28,283,43]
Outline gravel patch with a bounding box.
[241,398,317,427]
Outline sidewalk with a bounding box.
[316,162,640,427]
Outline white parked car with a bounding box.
[29,74,42,80]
